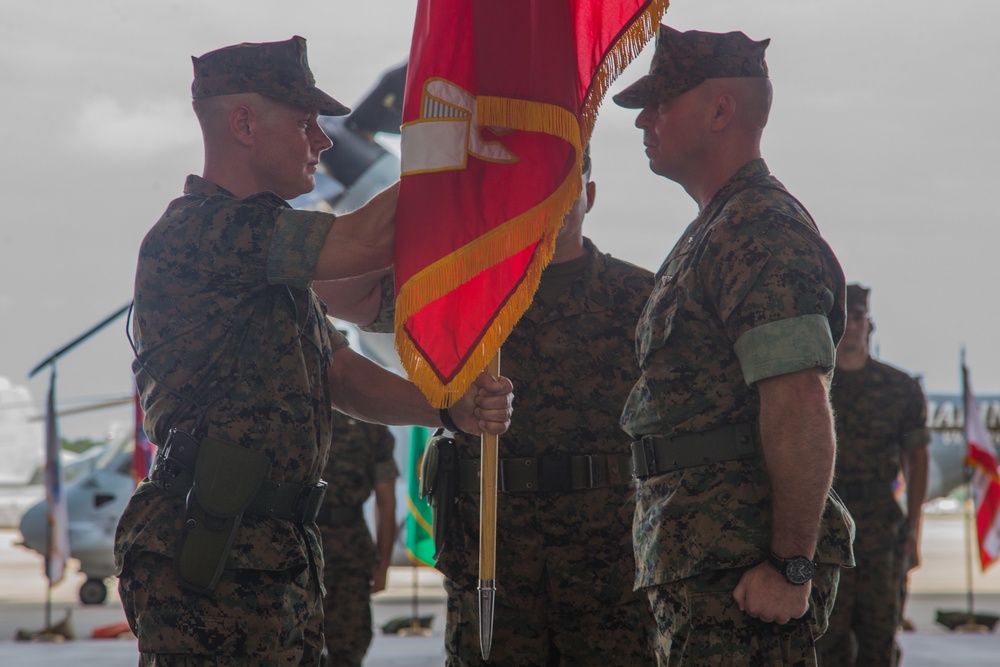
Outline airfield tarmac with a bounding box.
[2,497,1000,666]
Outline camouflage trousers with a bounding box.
[118,550,325,666]
[647,564,839,667]
[816,527,900,666]
[320,520,376,667]
[442,570,656,666]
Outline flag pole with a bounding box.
[961,353,977,621]
[478,350,500,660]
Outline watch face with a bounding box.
[785,558,815,585]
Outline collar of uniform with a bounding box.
[699,158,771,222]
[525,238,614,325]
[182,174,290,208]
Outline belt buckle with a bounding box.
[584,455,596,489]
[642,436,659,476]
[296,481,327,523]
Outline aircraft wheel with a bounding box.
[79,578,108,605]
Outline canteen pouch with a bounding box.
[419,429,458,559]
[175,435,269,594]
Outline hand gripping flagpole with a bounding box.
[479,350,500,659]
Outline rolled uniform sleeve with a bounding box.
[734,315,835,386]
[360,271,397,334]
[268,209,335,289]
[703,196,842,386]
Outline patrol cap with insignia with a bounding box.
[846,283,871,314]
[191,36,349,117]
[613,25,769,109]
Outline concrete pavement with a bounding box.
[3,509,1000,665]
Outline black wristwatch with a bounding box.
[766,552,816,585]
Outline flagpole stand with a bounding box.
[934,360,1000,633]
[396,565,433,637]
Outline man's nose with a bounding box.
[635,107,654,129]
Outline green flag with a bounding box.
[406,425,437,567]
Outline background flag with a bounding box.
[395,0,669,406]
[132,388,155,485]
[963,363,1000,570]
[43,368,70,586]
[406,426,437,567]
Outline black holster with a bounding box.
[418,429,458,559]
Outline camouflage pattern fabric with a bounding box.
[622,159,853,586]
[191,36,348,117]
[435,240,656,666]
[119,550,324,665]
[116,174,347,662]
[817,359,930,666]
[620,159,853,664]
[613,25,769,109]
[647,564,839,667]
[318,413,398,667]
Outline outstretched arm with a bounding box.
[328,345,513,435]
[313,267,391,327]
[313,182,398,281]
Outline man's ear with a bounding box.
[585,180,596,213]
[230,105,254,146]
[710,93,737,131]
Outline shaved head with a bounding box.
[702,77,772,135]
[192,92,280,137]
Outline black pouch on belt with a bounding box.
[175,435,269,595]
[418,429,458,559]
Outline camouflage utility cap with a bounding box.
[846,283,870,313]
[191,35,349,116]
[613,25,769,109]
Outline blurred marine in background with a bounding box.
[427,147,657,666]
[818,284,931,666]
[318,412,398,667]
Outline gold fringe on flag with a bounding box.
[395,0,669,408]
[582,0,670,143]
[395,98,582,408]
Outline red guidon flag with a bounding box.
[395,0,669,406]
[963,363,1000,570]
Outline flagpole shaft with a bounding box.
[479,351,500,580]
[961,362,976,618]
[478,351,500,659]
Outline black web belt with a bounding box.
[631,423,758,479]
[457,453,633,493]
[150,435,327,524]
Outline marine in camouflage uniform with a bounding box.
[115,37,514,667]
[434,153,657,665]
[318,413,398,667]
[613,26,855,666]
[817,285,930,667]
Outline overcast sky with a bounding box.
[1,0,997,440]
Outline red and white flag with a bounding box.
[395,0,668,406]
[963,363,1000,570]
